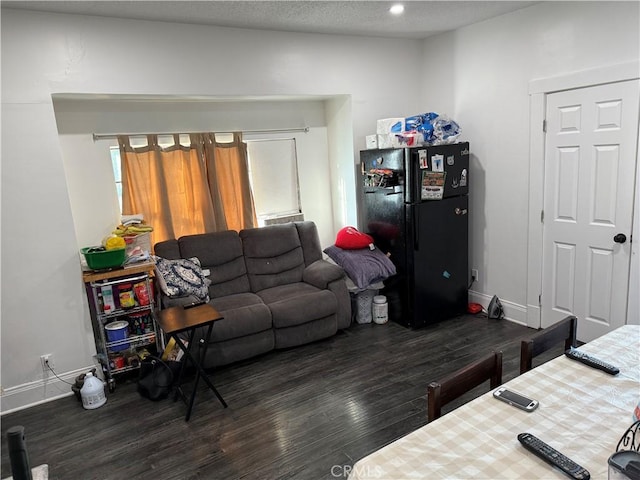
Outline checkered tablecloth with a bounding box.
[349,325,640,480]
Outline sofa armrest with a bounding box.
[303,259,345,289]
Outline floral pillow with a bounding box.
[153,256,211,301]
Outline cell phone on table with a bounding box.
[493,387,539,412]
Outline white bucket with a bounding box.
[80,372,107,410]
[373,295,388,324]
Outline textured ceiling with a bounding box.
[2,1,538,39]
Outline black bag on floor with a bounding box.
[137,356,180,401]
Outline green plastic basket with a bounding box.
[81,247,126,270]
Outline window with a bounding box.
[110,147,123,212]
[246,138,302,226]
[110,135,302,227]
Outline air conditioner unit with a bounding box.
[263,213,304,226]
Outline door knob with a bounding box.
[613,233,627,244]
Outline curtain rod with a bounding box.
[92,127,309,141]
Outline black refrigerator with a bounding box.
[359,142,469,328]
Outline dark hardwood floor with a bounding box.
[1,315,566,480]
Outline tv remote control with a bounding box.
[518,433,590,480]
[564,348,619,375]
[183,301,206,310]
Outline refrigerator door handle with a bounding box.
[413,206,419,251]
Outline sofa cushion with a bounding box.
[257,283,337,328]
[209,293,272,342]
[240,224,305,292]
[206,330,275,368]
[273,316,337,349]
[178,231,251,298]
[154,239,181,259]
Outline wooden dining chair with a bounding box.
[427,351,503,422]
[520,315,577,374]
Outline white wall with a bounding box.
[54,97,336,248]
[0,9,422,412]
[3,2,639,413]
[421,1,640,323]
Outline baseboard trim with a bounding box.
[526,305,541,329]
[3,294,531,414]
[1,365,95,415]
[468,291,528,326]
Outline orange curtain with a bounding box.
[119,133,256,246]
[199,132,257,232]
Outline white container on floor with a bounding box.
[80,372,107,410]
[373,295,388,324]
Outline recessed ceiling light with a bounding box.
[389,4,405,15]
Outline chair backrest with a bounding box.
[520,315,577,374]
[427,351,503,422]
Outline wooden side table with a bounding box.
[156,304,228,421]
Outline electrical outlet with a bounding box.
[40,354,54,373]
[471,269,479,282]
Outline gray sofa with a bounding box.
[154,221,351,368]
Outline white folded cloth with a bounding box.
[121,214,144,225]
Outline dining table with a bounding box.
[349,324,640,479]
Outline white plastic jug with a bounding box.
[373,295,388,324]
[80,372,107,410]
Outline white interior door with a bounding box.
[542,79,639,342]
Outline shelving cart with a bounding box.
[82,261,164,392]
